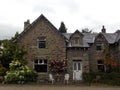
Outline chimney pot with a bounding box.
[24,19,30,29]
[101,25,106,33]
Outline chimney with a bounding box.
[101,25,106,33]
[24,19,30,29]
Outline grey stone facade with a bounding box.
[17,14,120,81]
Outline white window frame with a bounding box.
[97,60,105,72]
[34,59,47,73]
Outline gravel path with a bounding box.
[0,85,120,90]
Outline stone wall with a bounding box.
[17,16,66,78]
[89,34,109,72]
[67,48,89,80]
[110,42,120,70]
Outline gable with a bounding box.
[69,30,84,47]
[17,14,66,43]
[95,33,108,43]
[70,30,83,39]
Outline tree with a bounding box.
[0,32,26,69]
[0,39,15,68]
[81,28,92,33]
[59,22,67,33]
[11,32,19,42]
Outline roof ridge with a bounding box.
[17,14,67,41]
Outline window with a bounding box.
[73,61,82,70]
[34,59,47,73]
[74,37,79,44]
[37,37,46,48]
[97,60,105,72]
[78,63,81,70]
[96,43,102,50]
[38,41,46,48]
[73,63,77,70]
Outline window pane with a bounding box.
[39,60,42,64]
[44,60,47,64]
[78,63,81,70]
[39,65,47,72]
[97,59,105,72]
[96,43,102,50]
[34,59,48,72]
[98,60,104,64]
[34,65,41,72]
[34,65,47,72]
[38,41,46,48]
[34,60,38,64]
[74,63,77,70]
[96,46,102,50]
[98,65,104,72]
[74,37,79,44]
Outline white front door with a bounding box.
[73,61,82,80]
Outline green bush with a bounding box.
[82,72,96,85]
[4,60,38,84]
[82,72,120,86]
[0,66,7,76]
[0,66,7,83]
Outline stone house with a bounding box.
[17,14,120,81]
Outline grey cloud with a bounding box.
[32,1,56,13]
[82,16,120,33]
[59,0,80,13]
[0,23,21,40]
[83,16,104,26]
[33,5,55,13]
[32,0,80,14]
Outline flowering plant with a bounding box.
[48,59,67,74]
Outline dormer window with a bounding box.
[74,37,79,44]
[37,37,46,48]
[96,43,102,50]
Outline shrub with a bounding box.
[82,72,96,85]
[0,66,7,83]
[48,59,67,74]
[4,60,37,84]
[0,66,7,76]
[82,72,120,86]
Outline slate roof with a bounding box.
[115,30,120,42]
[17,14,120,47]
[63,31,120,47]
[102,33,117,44]
[83,33,97,43]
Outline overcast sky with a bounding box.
[1,0,120,39]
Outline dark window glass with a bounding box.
[34,60,38,64]
[44,60,47,64]
[98,60,104,64]
[74,63,77,70]
[34,59,47,73]
[98,65,105,72]
[38,41,46,48]
[96,43,102,50]
[34,65,47,72]
[39,60,42,63]
[97,60,105,72]
[78,63,81,70]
